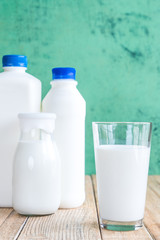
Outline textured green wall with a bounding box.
[0,0,160,174]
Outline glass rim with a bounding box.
[92,122,152,125]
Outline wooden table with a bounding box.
[0,175,159,240]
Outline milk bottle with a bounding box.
[0,55,41,206]
[42,68,86,208]
[13,113,60,215]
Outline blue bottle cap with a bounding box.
[2,55,27,67]
[52,67,76,80]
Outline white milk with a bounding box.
[95,145,150,222]
[42,68,86,208]
[13,141,61,215]
[0,55,41,207]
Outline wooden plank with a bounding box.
[17,176,102,240]
[92,175,152,240]
[144,175,160,240]
[0,210,28,240]
[0,208,13,226]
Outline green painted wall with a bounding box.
[0,0,160,174]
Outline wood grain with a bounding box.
[0,175,159,239]
[17,176,102,240]
[144,175,160,240]
[0,208,13,226]
[92,175,153,240]
[0,210,28,240]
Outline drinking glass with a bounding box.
[92,122,152,231]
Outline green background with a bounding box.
[0,0,160,175]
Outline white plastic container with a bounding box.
[42,67,86,208]
[0,55,41,207]
[13,113,60,215]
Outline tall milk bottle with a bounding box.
[0,55,41,206]
[42,68,86,208]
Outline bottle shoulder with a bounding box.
[0,71,41,87]
[42,87,86,115]
[43,86,85,102]
[24,72,41,84]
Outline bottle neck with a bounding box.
[3,67,27,72]
[51,80,78,88]
[20,128,53,142]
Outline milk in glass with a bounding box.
[95,145,150,222]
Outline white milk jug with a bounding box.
[13,113,60,215]
[0,55,41,207]
[42,68,86,208]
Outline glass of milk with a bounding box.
[92,122,152,231]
